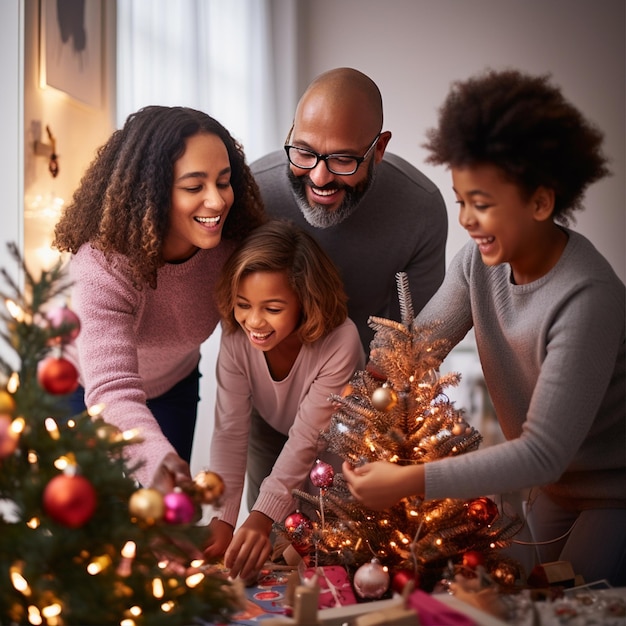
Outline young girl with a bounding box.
[53,106,266,490]
[343,69,625,585]
[203,220,365,580]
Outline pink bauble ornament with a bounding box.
[46,305,81,344]
[353,559,390,599]
[43,474,97,528]
[163,489,196,524]
[310,460,334,489]
[0,414,20,458]
[37,356,79,395]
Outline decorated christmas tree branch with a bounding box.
[0,243,236,625]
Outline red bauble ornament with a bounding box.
[284,511,313,555]
[163,490,196,524]
[353,559,390,599]
[466,497,499,526]
[37,356,79,395]
[0,414,20,458]
[43,474,97,528]
[310,460,335,489]
[46,305,81,344]
[462,550,485,570]
[391,568,420,594]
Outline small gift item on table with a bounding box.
[303,565,358,609]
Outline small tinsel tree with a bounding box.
[278,273,522,595]
[0,243,238,625]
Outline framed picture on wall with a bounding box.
[40,0,103,108]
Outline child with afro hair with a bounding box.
[343,69,625,586]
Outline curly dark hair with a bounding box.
[215,220,348,344]
[423,69,610,224]
[53,105,267,287]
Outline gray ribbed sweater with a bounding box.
[419,229,625,510]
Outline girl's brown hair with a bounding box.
[216,220,348,343]
[53,105,266,288]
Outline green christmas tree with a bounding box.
[0,243,239,625]
[280,273,522,595]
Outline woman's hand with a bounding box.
[342,460,424,510]
[223,511,273,581]
[150,452,193,493]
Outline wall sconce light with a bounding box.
[34,125,59,178]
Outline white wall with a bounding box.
[0,2,23,288]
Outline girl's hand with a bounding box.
[204,518,235,560]
[224,511,273,581]
[342,460,423,510]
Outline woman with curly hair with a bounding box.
[343,69,625,585]
[204,220,364,580]
[53,105,266,490]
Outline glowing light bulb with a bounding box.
[185,572,205,588]
[45,418,60,440]
[152,578,164,598]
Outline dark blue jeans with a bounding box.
[66,366,200,463]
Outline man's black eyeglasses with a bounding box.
[284,133,381,176]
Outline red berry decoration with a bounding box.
[37,356,79,395]
[43,474,97,528]
[466,496,499,526]
[46,305,81,344]
[163,490,196,524]
[310,459,335,489]
[462,550,485,570]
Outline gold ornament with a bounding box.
[128,488,165,524]
[0,390,17,415]
[371,386,398,411]
[95,423,122,443]
[193,470,225,505]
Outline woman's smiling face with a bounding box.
[164,132,234,262]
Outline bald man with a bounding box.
[251,68,448,350]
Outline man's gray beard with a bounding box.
[287,162,376,229]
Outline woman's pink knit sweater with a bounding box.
[63,242,234,486]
